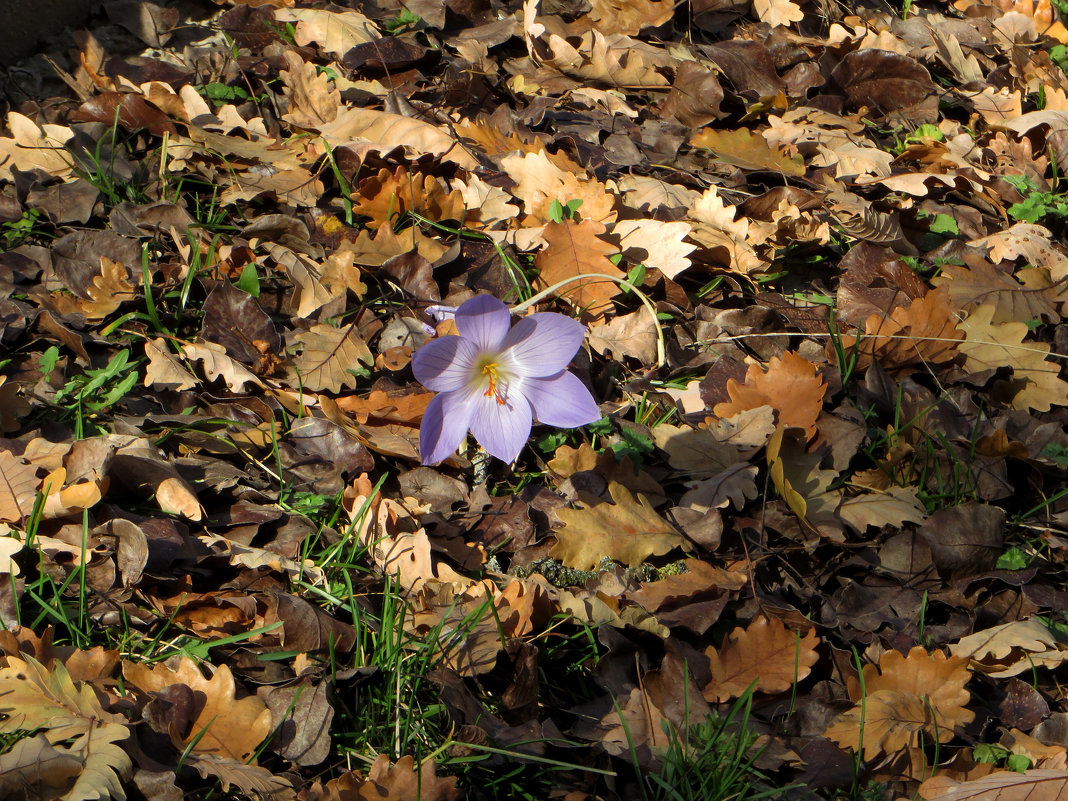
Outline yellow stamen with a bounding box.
[480,362,507,405]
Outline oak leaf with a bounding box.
[274,7,379,56]
[588,308,659,364]
[853,287,963,373]
[958,304,1068,412]
[825,646,973,759]
[535,219,624,317]
[611,219,695,279]
[0,447,40,523]
[690,128,805,176]
[501,150,617,225]
[837,486,927,533]
[288,324,374,393]
[0,112,75,181]
[703,615,820,701]
[319,107,478,169]
[713,351,826,438]
[351,167,464,230]
[182,342,265,393]
[550,481,685,570]
[585,0,674,35]
[122,658,273,761]
[80,256,140,320]
[280,50,340,128]
[753,0,804,26]
[143,338,197,391]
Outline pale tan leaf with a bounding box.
[753,0,804,27]
[143,338,197,392]
[611,219,695,279]
[0,448,39,524]
[837,486,927,532]
[265,243,335,318]
[319,107,478,169]
[182,342,265,393]
[279,50,339,129]
[274,7,380,56]
[80,257,140,321]
[958,304,1068,412]
[950,618,1057,662]
[825,688,932,760]
[0,112,75,181]
[588,308,659,364]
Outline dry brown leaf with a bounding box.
[713,351,826,438]
[767,424,843,541]
[288,324,373,393]
[826,646,973,759]
[122,658,272,761]
[690,128,805,176]
[918,769,1068,800]
[703,615,820,701]
[351,167,464,229]
[852,287,963,373]
[837,486,927,533]
[584,0,675,35]
[80,256,140,320]
[0,448,40,524]
[958,304,1068,412]
[279,49,340,129]
[550,481,685,570]
[535,219,624,317]
[182,342,265,393]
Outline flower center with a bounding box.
[477,360,508,405]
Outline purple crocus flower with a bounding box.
[413,295,601,464]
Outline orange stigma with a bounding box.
[480,362,507,405]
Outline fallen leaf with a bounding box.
[550,481,685,570]
[703,615,820,701]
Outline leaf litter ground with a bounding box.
[2,0,1068,799]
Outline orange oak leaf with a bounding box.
[702,615,820,702]
[852,288,963,373]
[535,219,625,317]
[712,350,826,438]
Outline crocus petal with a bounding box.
[524,371,601,428]
[419,390,477,464]
[469,393,533,464]
[500,313,586,377]
[412,335,480,392]
[454,295,511,351]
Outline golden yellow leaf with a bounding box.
[550,481,684,570]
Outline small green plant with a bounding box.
[195,82,265,109]
[52,349,143,437]
[547,198,583,223]
[1004,175,1068,225]
[974,743,1031,773]
[1,208,48,248]
[384,8,419,31]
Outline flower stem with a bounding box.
[509,274,666,368]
